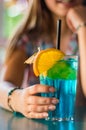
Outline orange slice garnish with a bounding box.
[33,48,65,76]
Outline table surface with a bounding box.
[0,107,86,130]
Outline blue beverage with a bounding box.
[40,56,78,121]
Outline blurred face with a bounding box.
[44,0,84,18]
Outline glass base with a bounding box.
[45,117,74,121]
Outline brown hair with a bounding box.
[5,0,85,62]
[5,0,54,63]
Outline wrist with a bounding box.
[8,88,22,112]
[75,22,86,35]
[77,24,86,50]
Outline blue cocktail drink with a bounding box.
[40,56,78,121]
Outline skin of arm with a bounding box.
[0,49,27,111]
[78,27,86,96]
[0,49,58,118]
[66,6,86,96]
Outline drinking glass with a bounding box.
[40,55,78,121]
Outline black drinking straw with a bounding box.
[56,20,62,50]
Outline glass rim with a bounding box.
[63,55,78,59]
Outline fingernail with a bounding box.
[52,99,59,104]
[43,113,48,117]
[48,105,56,110]
[49,87,55,92]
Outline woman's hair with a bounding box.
[5,0,54,62]
[5,0,86,62]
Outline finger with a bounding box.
[66,8,77,32]
[66,6,85,32]
[26,112,48,119]
[27,104,56,112]
[66,18,76,32]
[27,96,58,105]
[26,84,55,95]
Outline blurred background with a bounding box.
[0,0,28,70]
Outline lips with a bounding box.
[56,0,74,3]
[56,0,76,7]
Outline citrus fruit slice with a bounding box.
[33,48,65,76]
